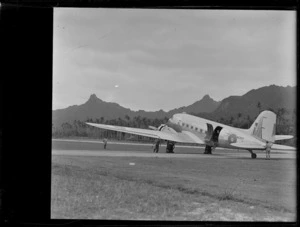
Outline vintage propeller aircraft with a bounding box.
[86,110,295,158]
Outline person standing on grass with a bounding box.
[103,138,108,149]
[266,141,271,159]
[153,139,160,153]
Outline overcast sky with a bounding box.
[53,8,296,111]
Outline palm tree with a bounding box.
[124,115,130,127]
[164,117,169,124]
[100,117,104,123]
[153,118,160,127]
[276,108,288,134]
[247,115,251,128]
[134,116,142,128]
[142,117,148,129]
[292,108,296,128]
[257,102,261,115]
[236,113,242,127]
[229,116,234,125]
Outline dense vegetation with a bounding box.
[52,107,296,146]
[52,115,169,142]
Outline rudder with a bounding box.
[247,111,276,142]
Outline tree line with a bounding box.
[52,115,169,142]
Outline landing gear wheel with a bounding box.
[166,142,175,153]
[204,145,212,154]
[251,153,257,159]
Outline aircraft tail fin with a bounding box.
[247,111,276,143]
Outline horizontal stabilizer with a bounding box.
[274,135,294,141]
[271,144,296,151]
[231,141,296,151]
[230,142,265,150]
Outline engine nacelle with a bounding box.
[159,125,177,134]
[158,124,166,131]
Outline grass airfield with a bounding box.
[51,139,296,221]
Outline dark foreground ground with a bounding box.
[51,139,296,221]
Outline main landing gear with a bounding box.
[248,150,257,159]
[204,145,212,154]
[166,141,175,153]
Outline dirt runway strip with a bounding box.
[52,139,296,159]
[52,149,295,159]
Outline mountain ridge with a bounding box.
[212,84,296,119]
[53,85,296,127]
[53,93,220,127]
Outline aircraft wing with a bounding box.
[231,142,296,151]
[86,122,205,144]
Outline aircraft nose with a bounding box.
[168,116,178,125]
[166,117,175,127]
[168,117,174,124]
[166,116,182,133]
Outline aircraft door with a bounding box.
[205,124,223,144]
[205,123,214,141]
[212,126,223,143]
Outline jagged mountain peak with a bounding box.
[89,93,97,99]
[202,94,211,100]
[87,94,103,103]
[89,93,98,100]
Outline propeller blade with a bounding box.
[148,126,158,130]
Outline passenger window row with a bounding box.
[181,122,204,133]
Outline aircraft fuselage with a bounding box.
[165,113,266,150]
